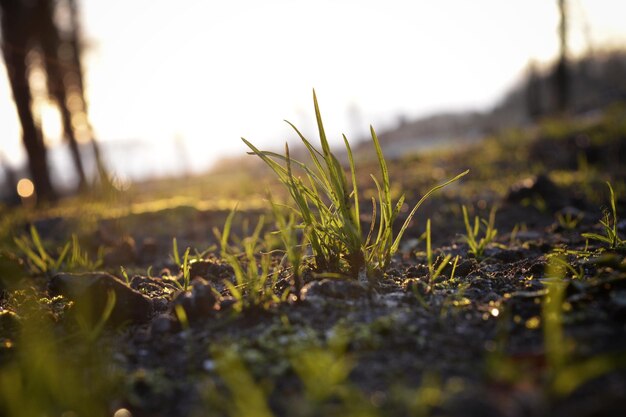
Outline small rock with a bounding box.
[170,277,219,321]
[0,310,20,335]
[506,174,568,211]
[129,275,168,295]
[218,296,238,312]
[150,313,178,334]
[152,297,169,312]
[299,279,367,302]
[441,259,476,278]
[403,278,431,296]
[49,272,153,326]
[188,260,233,282]
[406,264,428,278]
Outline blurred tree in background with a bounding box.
[0,0,107,203]
[554,0,570,114]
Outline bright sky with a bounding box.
[1,0,625,180]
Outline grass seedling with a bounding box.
[424,219,458,284]
[243,90,468,278]
[13,225,69,275]
[461,205,497,259]
[172,237,181,266]
[556,210,583,230]
[545,254,584,280]
[67,234,103,271]
[120,266,131,285]
[270,199,307,297]
[170,238,191,291]
[14,226,102,275]
[214,210,279,312]
[582,181,625,250]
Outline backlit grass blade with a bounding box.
[243,91,469,277]
[391,169,469,255]
[30,225,50,264]
[343,134,361,237]
[14,236,47,273]
[172,237,181,266]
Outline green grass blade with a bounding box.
[370,126,391,217]
[30,225,50,264]
[172,238,181,266]
[221,208,238,252]
[426,219,433,274]
[53,241,71,271]
[14,236,47,273]
[391,170,469,254]
[343,134,361,236]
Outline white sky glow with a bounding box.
[1,0,625,179]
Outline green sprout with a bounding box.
[119,266,130,286]
[170,237,191,291]
[461,205,497,259]
[555,210,583,230]
[243,90,467,279]
[425,219,458,284]
[270,198,308,297]
[214,210,279,312]
[14,225,102,275]
[582,182,624,250]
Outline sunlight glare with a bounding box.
[34,99,64,144]
[16,178,35,198]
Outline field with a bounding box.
[1,102,626,417]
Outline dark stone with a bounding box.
[129,275,169,296]
[406,264,429,278]
[188,260,233,282]
[170,277,219,321]
[49,272,153,326]
[0,310,20,335]
[403,278,431,296]
[218,296,237,311]
[150,313,178,334]
[506,174,569,211]
[440,259,476,278]
[299,279,367,302]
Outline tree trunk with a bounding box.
[554,0,570,114]
[1,1,56,201]
[37,0,88,191]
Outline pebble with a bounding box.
[49,272,153,326]
[299,279,367,302]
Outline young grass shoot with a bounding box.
[243,90,468,279]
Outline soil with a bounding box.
[1,111,626,417]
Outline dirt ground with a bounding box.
[1,109,626,417]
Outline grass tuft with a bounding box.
[14,226,102,275]
[214,209,279,311]
[582,181,625,250]
[461,205,497,259]
[243,90,468,278]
